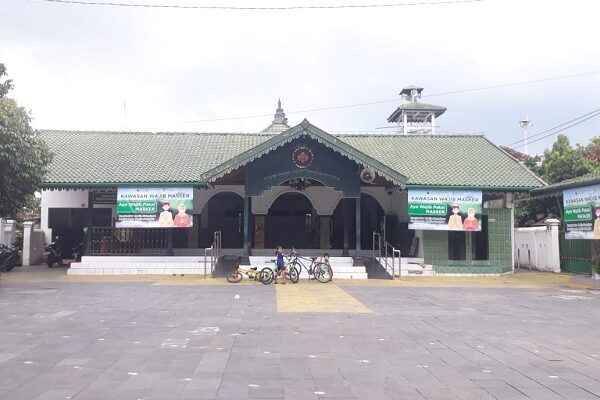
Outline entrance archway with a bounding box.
[200,192,244,248]
[361,193,384,249]
[265,192,317,249]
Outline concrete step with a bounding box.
[248,256,368,280]
[68,264,209,275]
[398,263,434,277]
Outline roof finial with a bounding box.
[273,98,287,125]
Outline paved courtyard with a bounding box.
[1,269,600,399]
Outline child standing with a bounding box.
[275,245,286,284]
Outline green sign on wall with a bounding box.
[116,187,194,228]
[408,189,482,231]
[563,184,600,239]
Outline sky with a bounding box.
[1,0,600,155]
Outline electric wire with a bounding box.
[181,71,600,123]
[509,110,600,150]
[35,0,490,10]
[506,108,600,147]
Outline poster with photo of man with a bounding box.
[408,189,482,231]
[563,184,600,239]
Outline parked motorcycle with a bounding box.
[45,236,64,268]
[0,244,22,272]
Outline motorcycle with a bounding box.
[44,237,64,268]
[0,244,22,272]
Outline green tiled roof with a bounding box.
[531,173,600,197]
[260,121,290,133]
[387,101,447,122]
[40,130,270,186]
[40,123,545,190]
[395,102,446,111]
[340,134,545,189]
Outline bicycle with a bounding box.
[286,249,333,283]
[262,258,300,284]
[226,265,274,285]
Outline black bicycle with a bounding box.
[286,249,333,283]
[265,258,300,284]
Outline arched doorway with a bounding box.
[361,193,384,249]
[265,192,317,249]
[200,192,244,248]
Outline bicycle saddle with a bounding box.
[310,256,318,261]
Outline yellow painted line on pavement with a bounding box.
[276,283,372,313]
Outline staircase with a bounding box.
[212,255,240,278]
[364,257,392,279]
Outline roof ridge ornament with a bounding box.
[300,118,311,129]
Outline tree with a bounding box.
[0,64,13,97]
[584,135,600,171]
[0,64,52,218]
[541,134,591,184]
[515,134,592,225]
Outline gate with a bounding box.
[559,229,592,273]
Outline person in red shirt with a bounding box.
[173,203,192,228]
[462,207,480,231]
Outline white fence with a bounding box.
[514,219,560,273]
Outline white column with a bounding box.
[403,113,408,134]
[545,218,561,273]
[431,113,436,135]
[4,220,16,246]
[22,221,35,266]
[0,218,5,245]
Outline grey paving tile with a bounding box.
[2,281,600,400]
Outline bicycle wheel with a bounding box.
[286,266,299,284]
[313,262,333,283]
[259,267,274,285]
[291,261,302,279]
[226,271,243,283]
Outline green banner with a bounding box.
[563,184,600,239]
[116,200,157,214]
[563,206,592,223]
[408,203,447,216]
[408,189,482,231]
[116,187,194,228]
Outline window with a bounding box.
[448,231,466,260]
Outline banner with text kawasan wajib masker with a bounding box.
[563,184,600,239]
[408,189,482,231]
[116,187,193,228]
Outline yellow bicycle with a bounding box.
[226,265,274,285]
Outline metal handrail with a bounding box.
[204,246,213,276]
[211,230,222,274]
[372,231,401,279]
[201,230,222,276]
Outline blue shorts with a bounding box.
[277,264,286,271]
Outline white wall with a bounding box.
[40,189,89,242]
[514,220,560,273]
